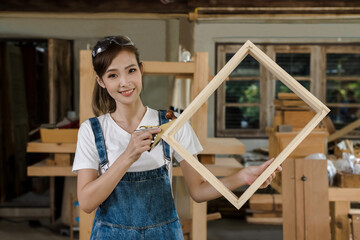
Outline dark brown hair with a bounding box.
[91,39,142,116]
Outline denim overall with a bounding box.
[88,110,183,240]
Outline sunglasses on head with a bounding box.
[92,36,134,59]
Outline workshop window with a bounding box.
[275,53,311,98]
[216,44,263,137]
[325,53,360,131]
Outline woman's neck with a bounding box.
[111,100,146,132]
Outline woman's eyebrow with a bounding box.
[105,68,117,73]
[125,64,137,69]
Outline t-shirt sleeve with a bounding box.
[172,119,203,162]
[72,120,100,173]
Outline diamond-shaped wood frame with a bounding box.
[162,40,330,209]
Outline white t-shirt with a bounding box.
[72,107,203,174]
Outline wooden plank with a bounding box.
[283,110,315,128]
[27,141,76,153]
[249,194,282,211]
[246,217,282,225]
[301,159,330,240]
[191,52,209,143]
[79,50,96,123]
[274,99,306,106]
[275,130,328,158]
[278,93,300,100]
[282,158,297,240]
[143,61,195,75]
[352,214,360,240]
[252,212,282,218]
[282,158,297,239]
[328,188,360,201]
[199,154,215,164]
[335,173,360,188]
[207,212,222,221]
[27,160,75,176]
[79,210,96,240]
[322,116,336,134]
[294,158,305,240]
[201,138,245,155]
[330,201,350,240]
[191,201,207,240]
[54,153,71,166]
[172,157,243,177]
[328,118,360,142]
[0,207,51,218]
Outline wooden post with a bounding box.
[191,200,207,240]
[352,214,360,240]
[330,201,350,240]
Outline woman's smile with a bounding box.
[119,88,135,96]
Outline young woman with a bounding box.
[72,36,281,239]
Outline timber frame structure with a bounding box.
[162,40,330,209]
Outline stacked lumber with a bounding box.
[273,93,316,130]
[246,194,282,225]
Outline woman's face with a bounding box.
[97,50,143,107]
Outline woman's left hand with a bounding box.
[240,158,282,189]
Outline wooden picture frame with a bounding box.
[162,40,330,209]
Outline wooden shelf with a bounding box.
[27,159,75,177]
[328,187,360,202]
[27,141,76,153]
[28,158,243,178]
[201,138,245,155]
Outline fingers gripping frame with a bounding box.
[162,40,330,209]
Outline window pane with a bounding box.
[226,54,259,76]
[326,80,360,103]
[275,81,310,98]
[225,106,259,129]
[276,53,310,76]
[329,107,360,129]
[226,81,260,103]
[327,54,360,76]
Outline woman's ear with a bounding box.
[96,75,106,89]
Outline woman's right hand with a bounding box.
[124,128,161,163]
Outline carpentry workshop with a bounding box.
[1,1,360,240]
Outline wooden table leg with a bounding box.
[50,176,55,223]
[191,199,207,240]
[330,201,350,240]
[352,214,360,240]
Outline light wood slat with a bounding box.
[27,141,76,153]
[173,157,243,177]
[143,61,195,75]
[79,51,96,123]
[27,160,75,176]
[328,187,360,201]
[201,138,245,155]
[328,118,360,142]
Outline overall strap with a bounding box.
[158,110,171,161]
[89,117,109,172]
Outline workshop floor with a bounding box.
[0,217,282,240]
